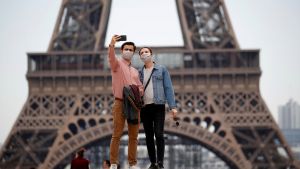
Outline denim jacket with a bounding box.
[139,64,176,109]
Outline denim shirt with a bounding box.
[139,64,176,109]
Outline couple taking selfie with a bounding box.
[108,35,178,169]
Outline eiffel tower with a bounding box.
[0,0,299,169]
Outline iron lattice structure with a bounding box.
[0,0,299,168]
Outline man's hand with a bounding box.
[110,35,121,46]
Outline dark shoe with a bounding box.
[148,163,157,169]
[157,162,164,168]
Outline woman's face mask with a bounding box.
[140,53,153,63]
[122,50,134,60]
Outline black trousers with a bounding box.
[140,104,166,164]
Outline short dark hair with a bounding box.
[104,159,111,166]
[121,42,136,52]
[77,148,85,157]
[138,47,153,55]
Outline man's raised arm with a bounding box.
[108,35,121,71]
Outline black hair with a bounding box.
[121,42,136,52]
[138,47,153,55]
[77,148,85,157]
[104,159,111,166]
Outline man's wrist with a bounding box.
[109,44,115,47]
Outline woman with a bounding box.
[138,47,177,169]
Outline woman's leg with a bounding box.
[153,104,166,166]
[141,104,156,164]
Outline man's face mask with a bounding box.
[122,50,134,60]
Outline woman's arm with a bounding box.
[162,66,176,109]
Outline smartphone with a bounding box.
[118,35,127,41]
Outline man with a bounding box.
[70,148,89,169]
[108,35,143,169]
[102,159,110,169]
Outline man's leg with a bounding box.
[110,100,125,165]
[127,109,141,166]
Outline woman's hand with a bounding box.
[170,108,177,119]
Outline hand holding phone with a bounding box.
[117,35,127,41]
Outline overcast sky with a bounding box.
[0,0,299,144]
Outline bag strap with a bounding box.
[144,68,154,92]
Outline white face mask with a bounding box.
[122,51,134,60]
[140,53,152,63]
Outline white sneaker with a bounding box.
[110,164,118,169]
[129,165,140,169]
